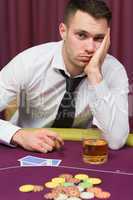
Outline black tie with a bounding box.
[52,70,86,128]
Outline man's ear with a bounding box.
[59,23,67,40]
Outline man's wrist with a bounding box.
[10,129,23,146]
[87,71,103,85]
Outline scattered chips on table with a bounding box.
[19,173,111,199]
[19,184,34,192]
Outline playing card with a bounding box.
[18,155,46,165]
[51,159,62,166]
[18,155,62,167]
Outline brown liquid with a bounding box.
[83,139,108,164]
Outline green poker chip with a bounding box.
[63,182,74,187]
[79,181,93,189]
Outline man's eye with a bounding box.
[77,33,86,39]
[94,37,104,42]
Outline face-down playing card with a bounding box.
[18,155,62,166]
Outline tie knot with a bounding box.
[59,70,86,92]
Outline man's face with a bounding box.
[59,10,109,71]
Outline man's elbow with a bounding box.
[108,134,128,150]
[108,142,125,150]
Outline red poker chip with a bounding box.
[65,186,80,197]
[87,186,102,194]
[52,186,64,194]
[67,177,81,184]
[44,192,58,199]
[95,191,111,199]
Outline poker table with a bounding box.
[0,128,133,200]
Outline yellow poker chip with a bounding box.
[19,184,34,192]
[89,178,102,185]
[75,174,89,180]
[52,177,65,184]
[45,181,59,188]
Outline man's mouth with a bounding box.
[78,56,92,62]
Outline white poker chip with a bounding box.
[80,191,94,199]
[55,193,68,200]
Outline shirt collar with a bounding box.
[51,40,66,71]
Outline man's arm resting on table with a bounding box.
[87,79,129,150]
[0,119,63,152]
[11,129,64,153]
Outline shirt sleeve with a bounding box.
[0,54,25,146]
[0,119,21,146]
[87,61,129,150]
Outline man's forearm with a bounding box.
[87,81,129,150]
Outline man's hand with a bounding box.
[11,129,64,153]
[84,28,110,85]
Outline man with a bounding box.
[0,0,129,152]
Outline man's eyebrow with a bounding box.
[75,30,105,37]
[75,30,88,34]
[94,33,105,38]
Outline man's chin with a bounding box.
[79,60,90,67]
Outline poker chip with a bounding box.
[19,184,34,192]
[80,191,95,199]
[95,191,111,199]
[74,174,89,180]
[67,177,80,184]
[45,181,59,188]
[52,186,64,194]
[89,178,102,185]
[55,193,68,200]
[52,177,65,184]
[44,192,58,199]
[79,181,93,189]
[87,186,102,194]
[65,186,80,197]
[63,182,74,187]
[33,185,44,192]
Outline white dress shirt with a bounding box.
[0,41,129,149]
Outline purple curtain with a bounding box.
[0,0,133,130]
[0,0,69,67]
[108,0,133,130]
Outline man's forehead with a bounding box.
[68,12,108,30]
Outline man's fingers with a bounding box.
[103,28,110,53]
[93,27,110,64]
[54,139,63,150]
[43,129,64,145]
[41,142,53,152]
[42,135,55,147]
[35,142,53,153]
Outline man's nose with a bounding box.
[85,38,96,53]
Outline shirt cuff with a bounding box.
[0,120,21,147]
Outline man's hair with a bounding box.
[64,0,112,25]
